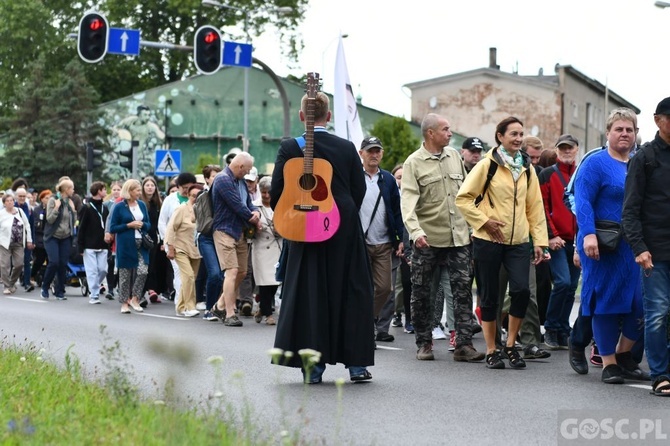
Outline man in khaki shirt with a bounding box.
[401,113,484,363]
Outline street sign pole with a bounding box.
[87,171,93,197]
[243,67,249,151]
[131,140,139,179]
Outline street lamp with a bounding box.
[201,0,292,151]
[321,33,348,77]
[655,1,670,8]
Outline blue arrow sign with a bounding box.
[222,41,252,68]
[155,149,181,176]
[108,28,141,56]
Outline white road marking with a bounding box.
[376,345,403,351]
[137,313,189,321]
[5,297,48,303]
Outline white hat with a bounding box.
[244,167,258,182]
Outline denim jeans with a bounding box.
[198,234,223,311]
[43,236,71,296]
[643,261,670,380]
[545,244,580,335]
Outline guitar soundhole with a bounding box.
[298,174,328,201]
[299,174,316,191]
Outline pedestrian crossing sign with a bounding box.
[155,149,181,176]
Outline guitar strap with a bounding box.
[295,128,328,152]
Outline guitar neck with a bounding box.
[304,97,315,175]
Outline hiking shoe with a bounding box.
[590,344,603,367]
[241,302,252,316]
[453,345,485,362]
[203,311,220,321]
[568,338,588,375]
[223,315,243,327]
[523,344,551,360]
[89,297,101,305]
[211,304,226,322]
[543,330,559,350]
[391,313,403,327]
[601,364,625,384]
[432,326,447,340]
[448,330,456,352]
[416,344,434,360]
[503,346,526,369]
[486,350,505,369]
[615,351,651,381]
[375,332,395,342]
[404,323,415,334]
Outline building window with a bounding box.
[572,102,579,119]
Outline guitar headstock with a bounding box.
[306,72,321,99]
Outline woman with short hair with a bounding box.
[251,176,282,325]
[42,178,76,300]
[0,194,33,294]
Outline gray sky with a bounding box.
[253,0,666,143]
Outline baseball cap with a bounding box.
[555,134,579,148]
[244,167,258,182]
[655,97,670,115]
[462,137,484,151]
[360,136,383,151]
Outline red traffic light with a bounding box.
[78,12,109,63]
[193,25,222,75]
[204,32,218,44]
[89,18,105,31]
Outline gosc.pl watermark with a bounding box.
[559,410,668,444]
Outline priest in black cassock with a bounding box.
[270,90,375,384]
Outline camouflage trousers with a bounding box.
[411,244,474,348]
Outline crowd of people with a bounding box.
[0,153,281,328]
[3,94,669,395]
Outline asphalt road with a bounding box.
[2,286,667,445]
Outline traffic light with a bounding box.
[119,145,134,170]
[194,25,222,75]
[86,142,103,171]
[77,12,109,63]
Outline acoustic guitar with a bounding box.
[274,72,340,242]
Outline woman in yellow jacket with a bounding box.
[456,116,548,370]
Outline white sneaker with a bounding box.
[183,309,200,318]
[432,326,447,340]
[195,302,206,311]
[89,297,101,304]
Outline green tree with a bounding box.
[370,116,421,171]
[0,0,64,117]
[0,57,109,192]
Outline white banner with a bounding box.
[334,35,364,149]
